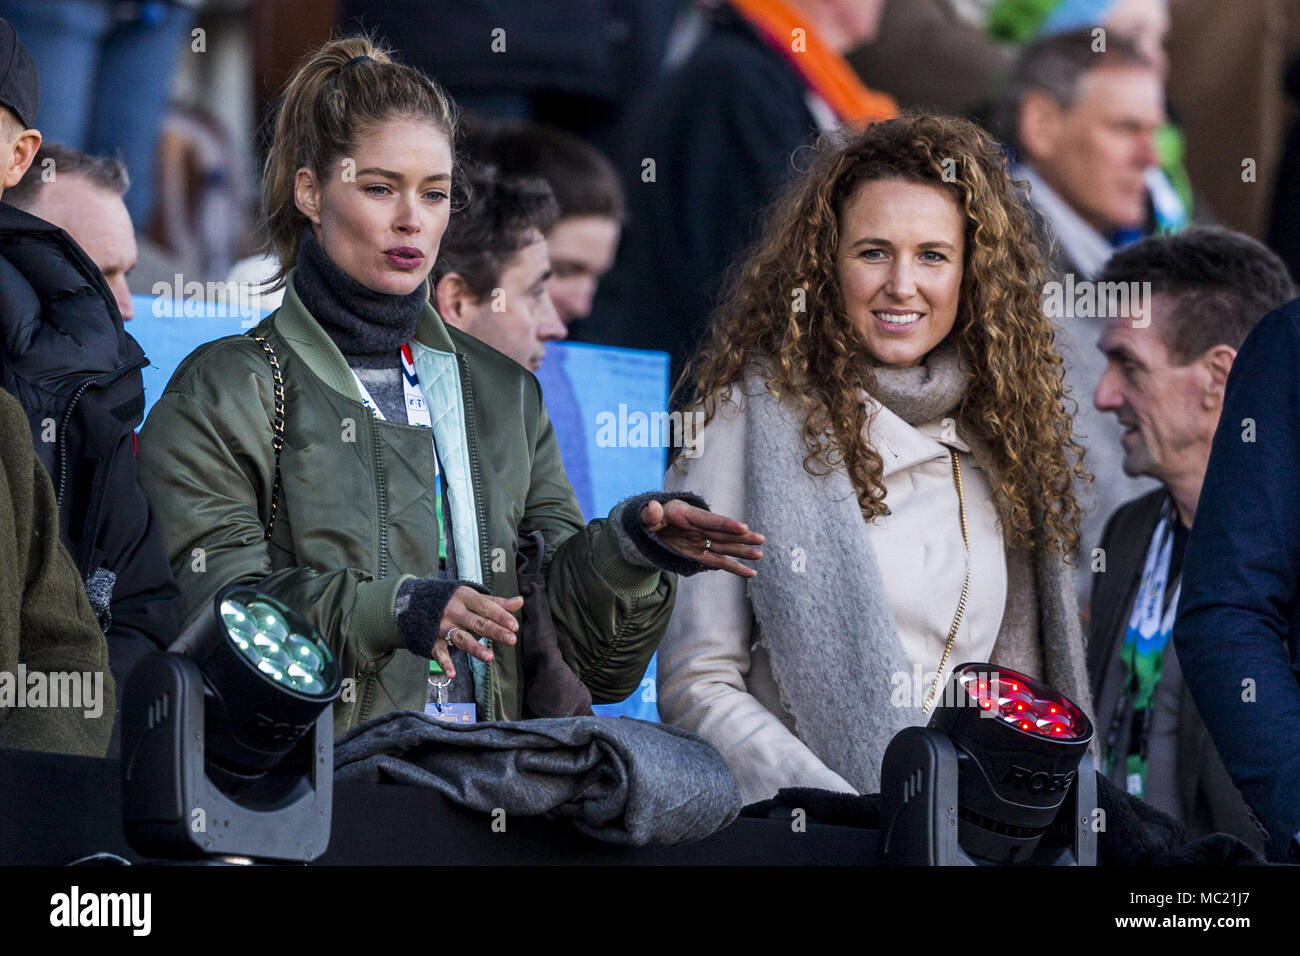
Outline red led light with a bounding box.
[1032,699,1072,725]
[956,665,1088,740]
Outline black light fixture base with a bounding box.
[121,652,333,863]
[879,726,963,865]
[880,726,1097,865]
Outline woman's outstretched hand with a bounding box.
[639,498,764,577]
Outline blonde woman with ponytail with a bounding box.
[138,36,762,731]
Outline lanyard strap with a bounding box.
[350,345,439,489]
[351,344,433,430]
[1108,498,1182,792]
[1125,497,1181,664]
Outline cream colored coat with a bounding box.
[659,389,1011,805]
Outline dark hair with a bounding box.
[460,120,624,224]
[430,161,560,297]
[4,142,129,210]
[262,34,459,287]
[1098,227,1297,363]
[997,28,1153,149]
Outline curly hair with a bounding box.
[679,113,1088,556]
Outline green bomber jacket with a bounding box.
[137,273,676,733]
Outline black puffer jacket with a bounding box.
[0,201,178,753]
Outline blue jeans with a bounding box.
[0,0,196,226]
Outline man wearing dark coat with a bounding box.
[1088,227,1294,855]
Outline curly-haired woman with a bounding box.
[658,113,1095,803]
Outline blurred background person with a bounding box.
[847,0,1012,125]
[990,0,1170,70]
[452,125,627,510]
[1170,0,1300,248]
[1002,30,1165,278]
[339,0,679,155]
[1088,227,1293,855]
[988,0,1169,76]
[590,0,896,389]
[658,114,1092,804]
[989,0,1191,236]
[462,120,625,334]
[0,0,200,230]
[5,143,137,320]
[432,161,567,373]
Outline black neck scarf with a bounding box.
[293,229,427,358]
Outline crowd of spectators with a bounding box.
[5,0,1300,864]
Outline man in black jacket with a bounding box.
[4,142,137,323]
[0,18,177,755]
[1088,227,1294,853]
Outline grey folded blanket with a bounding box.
[333,712,743,846]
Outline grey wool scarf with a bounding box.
[742,341,1095,795]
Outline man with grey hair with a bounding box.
[1002,29,1167,609]
[6,142,137,320]
[1003,29,1165,278]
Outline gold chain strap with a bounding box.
[921,448,971,715]
[252,336,285,540]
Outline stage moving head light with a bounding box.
[880,662,1096,866]
[122,585,341,863]
[189,592,339,780]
